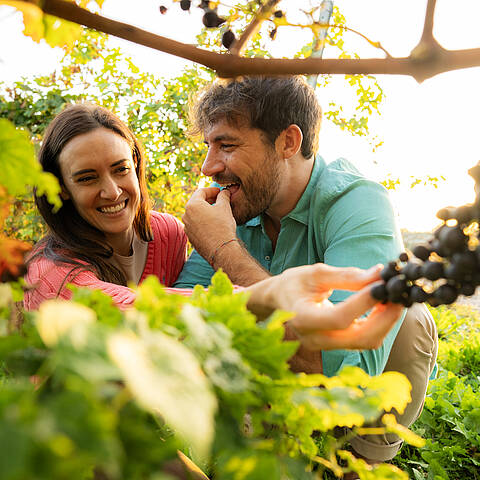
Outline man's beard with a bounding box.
[214,150,281,225]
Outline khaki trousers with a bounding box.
[349,303,438,461]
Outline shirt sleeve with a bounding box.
[320,181,406,377]
[173,249,216,288]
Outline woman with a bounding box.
[24,103,402,351]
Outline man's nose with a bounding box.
[100,176,122,200]
[201,149,225,177]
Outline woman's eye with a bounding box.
[77,176,95,183]
[116,166,131,174]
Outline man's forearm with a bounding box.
[211,238,271,286]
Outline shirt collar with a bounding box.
[244,155,326,228]
[285,155,326,225]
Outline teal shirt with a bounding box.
[175,156,405,377]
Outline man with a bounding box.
[174,76,437,465]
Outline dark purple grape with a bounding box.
[399,252,409,262]
[429,238,448,257]
[202,10,225,27]
[200,0,210,8]
[400,294,414,308]
[371,283,388,302]
[401,262,422,281]
[472,271,480,286]
[412,245,431,261]
[444,263,465,282]
[410,285,429,303]
[274,10,284,18]
[460,283,476,296]
[453,204,475,225]
[436,207,455,221]
[386,275,408,295]
[428,296,443,307]
[159,5,167,14]
[432,284,458,305]
[222,30,235,49]
[269,28,277,40]
[421,261,444,281]
[381,261,399,282]
[438,225,468,253]
[452,250,477,273]
[180,0,191,11]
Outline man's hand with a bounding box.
[245,263,404,352]
[182,187,237,263]
[182,186,271,285]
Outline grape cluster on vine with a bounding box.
[371,163,480,307]
[160,1,287,51]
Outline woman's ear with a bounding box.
[276,124,303,159]
[60,186,70,201]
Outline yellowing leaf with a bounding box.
[36,300,96,348]
[0,283,13,309]
[0,1,44,42]
[368,371,412,414]
[43,14,82,50]
[382,413,426,447]
[0,1,83,49]
[0,119,61,209]
[107,330,217,460]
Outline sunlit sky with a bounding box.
[1,0,480,232]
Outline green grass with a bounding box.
[394,304,480,480]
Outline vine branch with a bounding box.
[229,0,280,56]
[16,0,480,82]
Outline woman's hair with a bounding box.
[32,103,153,286]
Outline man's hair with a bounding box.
[31,103,152,286]
[189,75,322,158]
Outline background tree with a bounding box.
[0,2,385,245]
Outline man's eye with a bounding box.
[220,144,235,150]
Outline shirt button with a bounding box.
[265,256,271,261]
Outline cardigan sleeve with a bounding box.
[24,257,137,311]
[146,211,188,287]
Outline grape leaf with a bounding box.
[107,329,217,460]
[0,119,61,209]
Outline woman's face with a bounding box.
[58,127,140,244]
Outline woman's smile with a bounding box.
[58,127,140,254]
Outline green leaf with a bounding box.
[0,119,61,208]
[107,329,217,460]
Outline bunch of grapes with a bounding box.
[371,163,480,307]
[162,1,286,50]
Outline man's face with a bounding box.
[202,119,281,225]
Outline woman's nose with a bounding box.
[100,176,122,199]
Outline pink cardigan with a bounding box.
[24,211,191,311]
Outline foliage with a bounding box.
[0,28,211,243]
[394,304,480,480]
[0,0,393,241]
[0,117,61,279]
[0,274,417,480]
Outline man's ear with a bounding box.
[276,124,303,159]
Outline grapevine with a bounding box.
[372,163,480,307]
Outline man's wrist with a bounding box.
[211,238,271,287]
[209,238,240,267]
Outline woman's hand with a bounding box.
[246,263,404,352]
